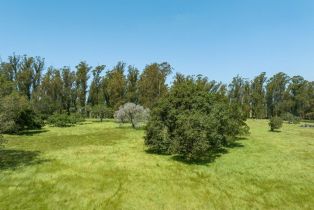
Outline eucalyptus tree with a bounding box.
[126,65,139,103]
[88,65,105,106]
[138,62,172,108]
[102,62,127,109]
[76,61,91,111]
[16,56,34,99]
[286,76,310,118]
[62,67,76,114]
[32,56,45,92]
[228,75,251,118]
[251,72,267,119]
[266,72,290,117]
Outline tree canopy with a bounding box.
[145,75,249,160]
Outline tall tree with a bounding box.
[16,56,34,99]
[266,72,289,117]
[32,57,45,92]
[287,76,310,118]
[228,75,251,118]
[138,62,172,108]
[0,63,15,97]
[88,65,105,106]
[251,72,267,119]
[305,81,314,119]
[8,54,20,82]
[126,65,139,103]
[62,67,76,114]
[102,62,127,109]
[76,61,91,110]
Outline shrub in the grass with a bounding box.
[47,113,84,127]
[269,116,283,131]
[144,75,249,160]
[68,113,85,124]
[305,112,314,120]
[92,105,113,122]
[281,112,300,124]
[0,134,6,148]
[114,103,149,128]
[0,93,43,133]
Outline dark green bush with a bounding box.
[0,93,43,134]
[145,75,249,160]
[281,112,300,124]
[92,105,114,122]
[305,112,314,120]
[269,116,283,131]
[0,134,6,148]
[47,113,84,127]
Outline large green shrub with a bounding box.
[281,112,300,124]
[269,116,283,131]
[305,112,314,120]
[145,75,249,160]
[0,134,6,148]
[92,105,113,122]
[47,113,84,127]
[0,93,43,133]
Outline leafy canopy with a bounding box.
[269,116,283,131]
[145,75,249,160]
[114,103,149,128]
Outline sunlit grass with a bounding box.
[0,119,313,209]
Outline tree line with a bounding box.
[0,54,313,134]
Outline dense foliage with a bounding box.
[0,93,43,133]
[92,105,113,122]
[0,53,313,135]
[0,134,5,148]
[281,112,300,124]
[114,103,149,128]
[145,75,249,160]
[269,117,283,131]
[47,113,85,127]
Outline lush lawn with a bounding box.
[0,120,314,209]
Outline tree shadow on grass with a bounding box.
[116,125,146,131]
[171,147,229,165]
[17,129,49,136]
[268,130,282,133]
[147,138,246,165]
[0,149,49,170]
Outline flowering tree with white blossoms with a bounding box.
[114,103,150,128]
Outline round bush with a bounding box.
[269,116,283,131]
[144,76,249,160]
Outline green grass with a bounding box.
[1,119,314,209]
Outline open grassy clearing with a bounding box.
[0,120,314,209]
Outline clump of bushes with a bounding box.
[0,93,43,134]
[0,134,6,148]
[144,75,249,160]
[114,103,150,128]
[47,113,85,127]
[281,112,300,124]
[269,116,283,131]
[300,124,314,128]
[305,112,314,121]
[92,105,113,122]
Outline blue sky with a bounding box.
[1,0,314,83]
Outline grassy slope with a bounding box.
[0,120,314,210]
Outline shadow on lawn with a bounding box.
[147,137,246,165]
[0,149,49,170]
[17,129,49,136]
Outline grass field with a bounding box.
[0,120,314,209]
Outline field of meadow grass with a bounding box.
[0,119,314,209]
